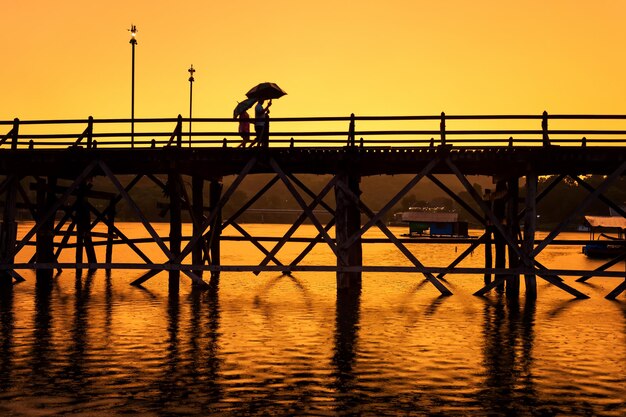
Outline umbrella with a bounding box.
[245,82,287,100]
[233,97,257,119]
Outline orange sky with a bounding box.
[2,1,626,122]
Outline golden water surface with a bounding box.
[0,223,624,416]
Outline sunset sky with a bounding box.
[3,1,626,122]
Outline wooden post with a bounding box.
[483,189,492,285]
[176,114,183,147]
[542,111,550,146]
[105,200,115,273]
[35,177,56,283]
[74,183,96,274]
[263,114,270,147]
[75,185,85,277]
[209,179,222,283]
[87,116,93,149]
[168,172,181,293]
[192,176,204,280]
[484,227,493,285]
[440,112,446,145]
[0,175,18,287]
[524,171,538,298]
[335,172,362,290]
[348,113,355,147]
[506,176,520,298]
[493,179,507,292]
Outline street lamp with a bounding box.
[188,65,195,147]
[128,24,138,148]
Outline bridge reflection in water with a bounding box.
[0,265,624,415]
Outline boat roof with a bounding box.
[584,215,626,229]
[401,212,459,223]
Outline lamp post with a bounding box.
[188,65,195,147]
[128,24,138,148]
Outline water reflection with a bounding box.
[332,286,361,414]
[155,285,223,410]
[479,295,538,416]
[155,291,182,405]
[32,279,54,391]
[65,272,94,392]
[0,287,13,391]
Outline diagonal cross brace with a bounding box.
[6,160,99,261]
[445,157,588,299]
[269,158,348,265]
[254,174,337,272]
[99,161,207,288]
[339,156,441,251]
[335,180,452,296]
[532,161,626,258]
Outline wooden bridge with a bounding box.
[1,112,626,299]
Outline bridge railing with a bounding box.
[2,113,626,149]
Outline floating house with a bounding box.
[399,210,469,238]
[582,215,626,258]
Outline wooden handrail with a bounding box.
[2,113,626,149]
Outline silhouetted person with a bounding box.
[254,99,271,146]
[237,110,251,148]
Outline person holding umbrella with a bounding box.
[237,110,251,148]
[233,97,256,148]
[254,99,272,147]
[246,82,286,147]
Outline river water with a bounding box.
[0,223,625,416]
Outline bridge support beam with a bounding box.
[36,177,56,283]
[0,175,18,288]
[168,172,181,293]
[493,179,507,293]
[506,176,520,298]
[335,172,362,290]
[105,201,115,275]
[524,171,538,298]
[192,176,204,281]
[209,179,222,284]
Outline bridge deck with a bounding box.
[1,146,625,178]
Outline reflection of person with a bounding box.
[254,99,272,146]
[237,110,250,148]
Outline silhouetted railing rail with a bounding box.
[3,112,626,149]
